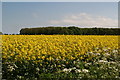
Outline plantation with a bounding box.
[2,35,120,79]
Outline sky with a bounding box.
[0,2,2,33]
[1,0,120,2]
[2,2,118,34]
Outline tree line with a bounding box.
[20,26,119,35]
[0,32,2,35]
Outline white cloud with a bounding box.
[49,13,118,28]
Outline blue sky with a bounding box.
[2,0,120,2]
[2,2,118,34]
[0,2,2,32]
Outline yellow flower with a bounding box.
[42,56,45,60]
[2,35,119,64]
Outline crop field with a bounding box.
[2,35,120,79]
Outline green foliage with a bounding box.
[20,27,120,35]
[2,48,120,79]
[0,32,2,35]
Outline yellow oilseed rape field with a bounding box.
[2,35,120,79]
